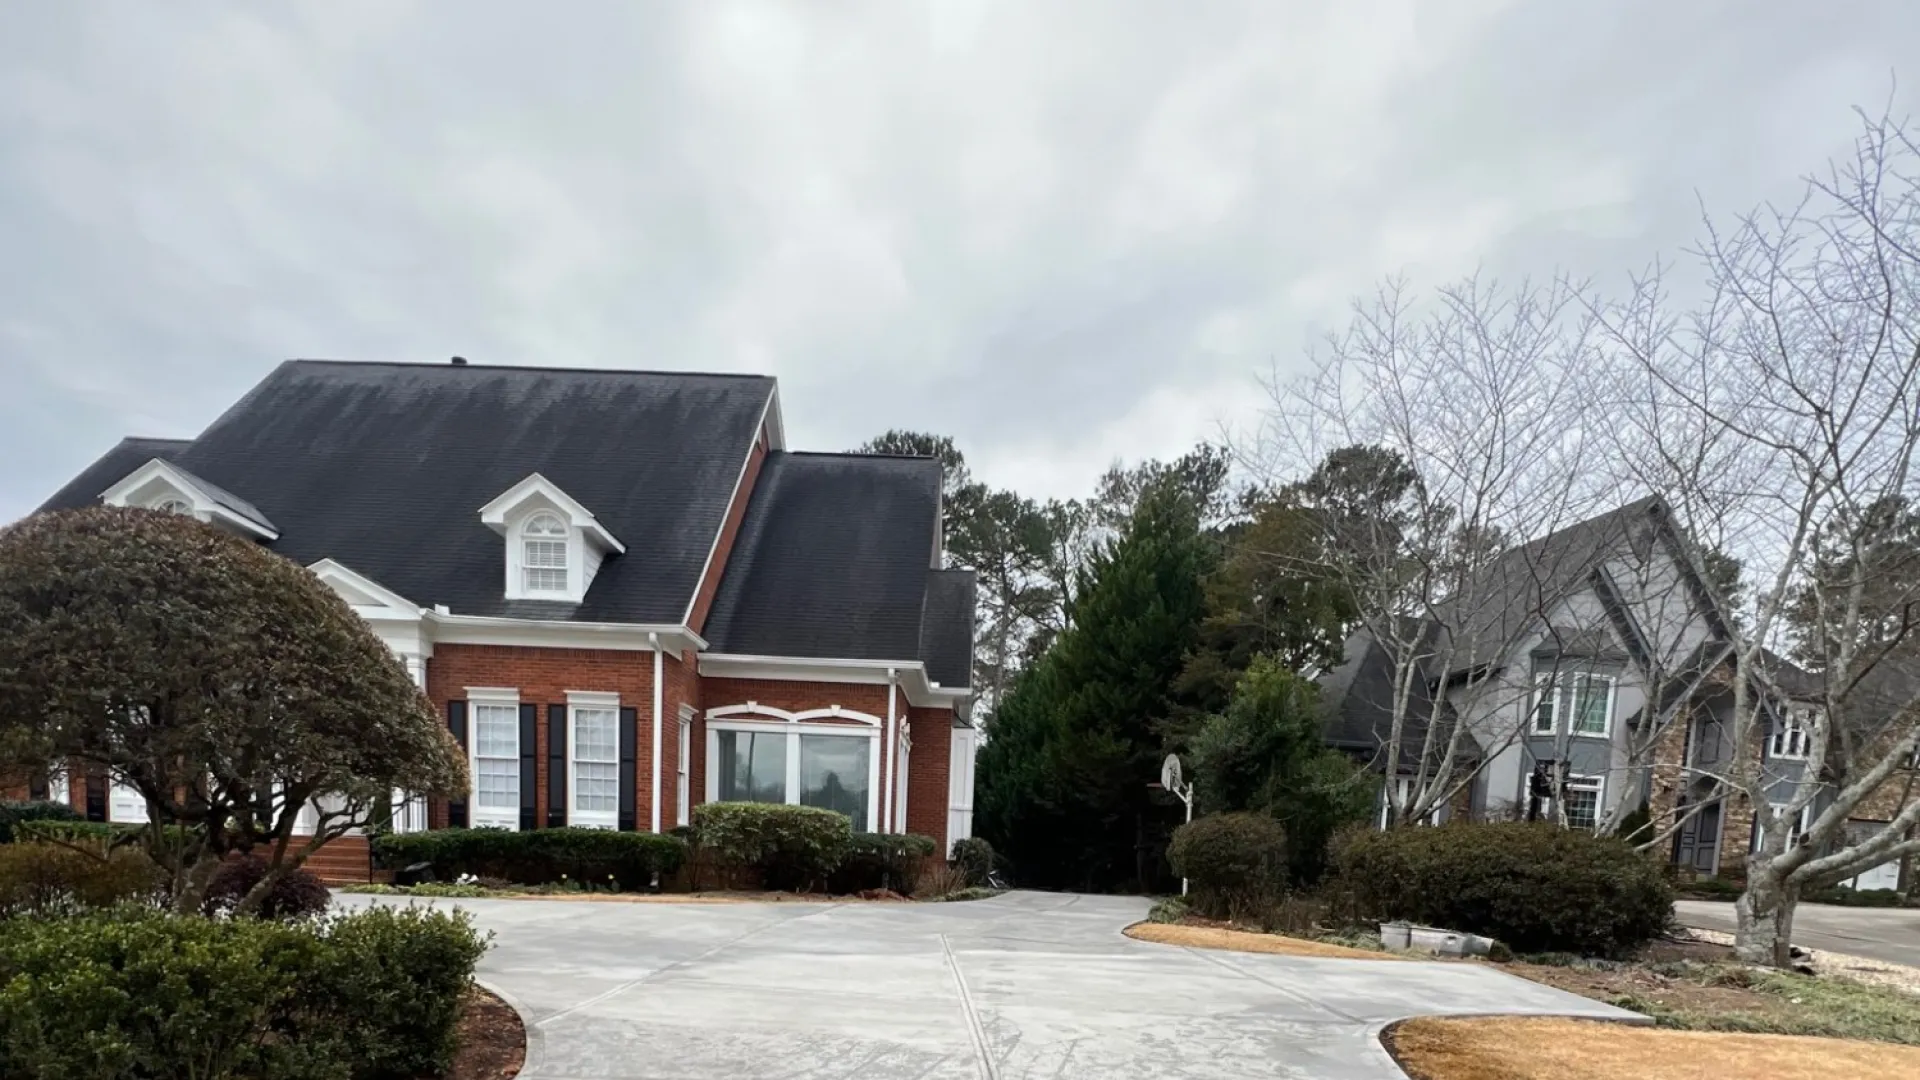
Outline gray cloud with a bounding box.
[2,0,1915,521]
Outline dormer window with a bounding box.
[153,498,193,515]
[522,513,570,593]
[99,458,279,541]
[479,473,625,604]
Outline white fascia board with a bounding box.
[424,610,704,654]
[762,382,787,451]
[698,652,969,708]
[681,391,777,626]
[477,472,625,553]
[307,559,423,616]
[100,459,279,541]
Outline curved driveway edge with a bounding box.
[338,891,1639,1079]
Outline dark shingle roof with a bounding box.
[168,462,279,533]
[704,452,959,671]
[1316,625,1480,768]
[39,361,775,623]
[35,437,192,513]
[919,569,977,690]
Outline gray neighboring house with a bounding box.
[1318,497,1917,887]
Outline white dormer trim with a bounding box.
[307,559,422,620]
[478,473,624,603]
[99,459,278,541]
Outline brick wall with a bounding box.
[426,643,654,830]
[686,430,768,635]
[904,706,954,849]
[662,649,701,828]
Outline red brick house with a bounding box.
[20,359,980,870]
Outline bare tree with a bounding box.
[1599,104,1920,964]
[1251,276,1645,827]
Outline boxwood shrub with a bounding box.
[951,836,996,886]
[1336,821,1673,957]
[0,905,486,1080]
[691,802,852,891]
[372,826,688,890]
[0,840,165,917]
[828,832,937,893]
[1167,812,1287,920]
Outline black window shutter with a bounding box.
[548,704,568,827]
[85,772,106,822]
[618,705,638,831]
[447,701,469,828]
[28,772,48,801]
[518,703,538,831]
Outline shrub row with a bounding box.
[0,905,487,1080]
[372,826,688,890]
[0,800,82,844]
[691,802,853,891]
[0,840,165,917]
[827,831,938,894]
[1335,820,1673,958]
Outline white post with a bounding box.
[1177,781,1194,896]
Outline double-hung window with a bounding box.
[1532,671,1616,738]
[1770,709,1813,760]
[1560,775,1602,831]
[568,692,620,829]
[521,513,569,594]
[676,707,693,827]
[468,690,520,829]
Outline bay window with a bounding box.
[710,715,879,832]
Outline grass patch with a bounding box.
[929,886,1003,902]
[1147,896,1190,923]
[1388,1016,1920,1080]
[1615,965,1920,1045]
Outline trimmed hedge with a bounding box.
[951,836,996,886]
[1167,812,1287,920]
[0,800,82,845]
[829,832,937,894]
[692,802,853,891]
[0,905,486,1079]
[1336,821,1673,958]
[202,853,331,920]
[372,826,688,890]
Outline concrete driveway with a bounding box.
[1675,899,1920,968]
[343,891,1634,1079]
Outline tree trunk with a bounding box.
[1734,871,1798,966]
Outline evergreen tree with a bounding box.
[974,482,1213,890]
[1188,656,1373,884]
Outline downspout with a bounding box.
[884,669,899,833]
[650,633,664,833]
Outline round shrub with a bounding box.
[201,854,331,920]
[829,832,937,894]
[1335,821,1673,958]
[951,836,996,887]
[691,802,853,891]
[1166,812,1287,920]
[0,840,164,917]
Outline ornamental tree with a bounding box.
[0,506,467,912]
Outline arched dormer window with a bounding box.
[154,498,193,515]
[521,513,569,593]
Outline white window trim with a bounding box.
[1757,802,1811,850]
[1542,773,1606,832]
[705,710,882,832]
[1532,671,1617,740]
[1378,776,1445,829]
[566,690,621,830]
[46,768,70,807]
[466,687,521,831]
[521,513,572,597]
[1770,709,1814,761]
[676,704,695,827]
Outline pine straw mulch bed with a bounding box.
[443,986,525,1080]
[1385,1016,1920,1080]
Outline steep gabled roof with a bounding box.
[36,436,192,513]
[38,360,775,623]
[703,452,971,680]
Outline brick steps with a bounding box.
[295,834,373,885]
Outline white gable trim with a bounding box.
[99,459,278,541]
[478,472,624,553]
[698,652,967,709]
[307,559,421,618]
[707,702,884,728]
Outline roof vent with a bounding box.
[450,356,468,366]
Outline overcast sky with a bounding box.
[2,1,1915,524]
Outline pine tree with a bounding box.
[974,483,1212,889]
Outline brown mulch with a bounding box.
[443,987,524,1080]
[1125,921,1405,960]
[476,889,913,904]
[1386,1016,1920,1080]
